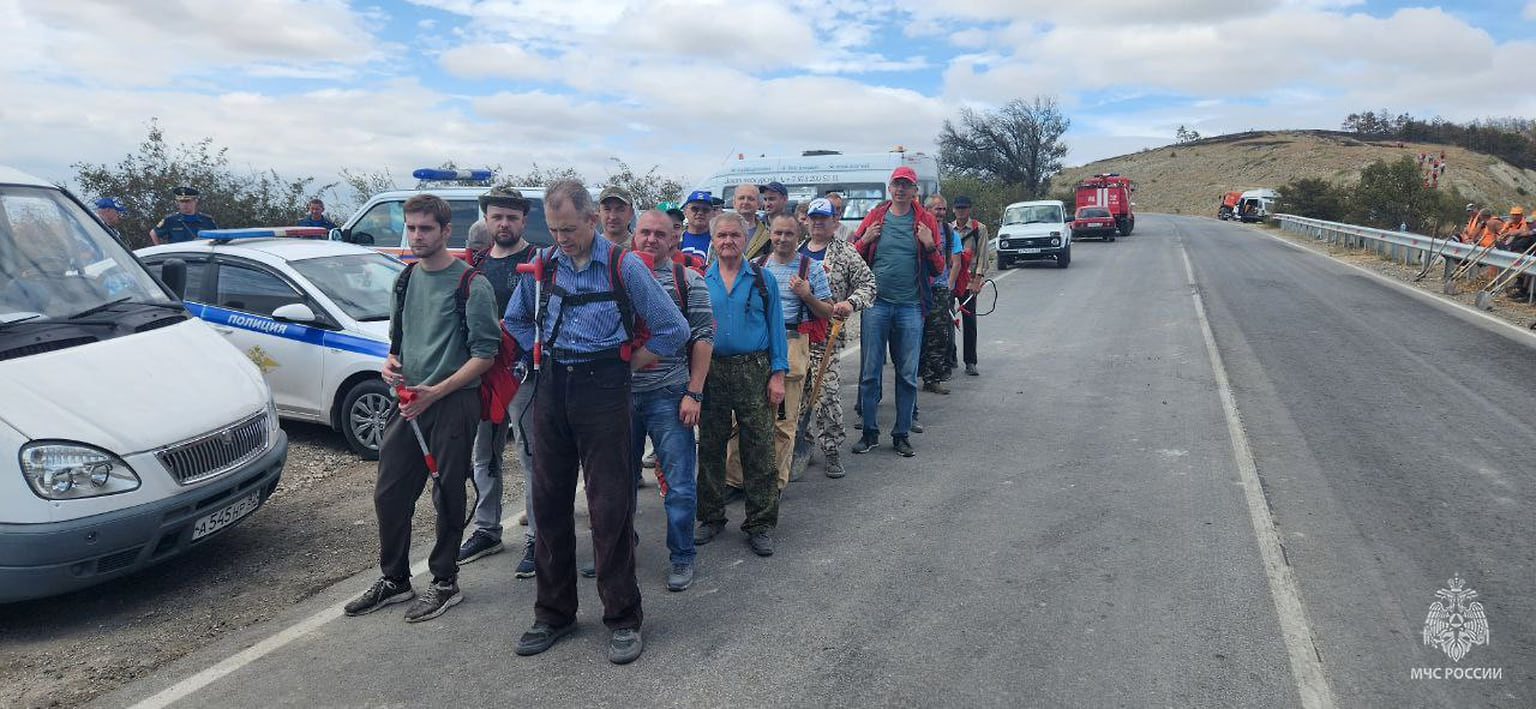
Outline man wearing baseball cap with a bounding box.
[93,197,127,240]
[798,197,875,478]
[760,181,790,223]
[151,186,218,245]
[850,165,945,457]
[680,190,714,262]
[599,186,635,247]
[950,195,991,376]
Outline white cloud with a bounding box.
[438,43,553,80]
[2,0,381,87]
[1527,1,1536,19]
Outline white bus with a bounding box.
[690,150,941,229]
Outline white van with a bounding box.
[1236,189,1279,223]
[690,150,941,231]
[0,167,286,603]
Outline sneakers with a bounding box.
[666,562,694,592]
[892,436,915,457]
[851,434,878,454]
[403,580,462,623]
[642,450,657,469]
[922,380,951,395]
[910,419,925,434]
[344,577,414,616]
[609,628,644,664]
[965,364,979,376]
[694,520,726,545]
[747,532,775,557]
[514,539,536,578]
[721,486,745,505]
[579,561,597,578]
[456,531,503,564]
[824,453,845,478]
[516,621,577,656]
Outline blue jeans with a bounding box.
[859,299,923,438]
[630,383,697,564]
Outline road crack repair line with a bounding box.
[1175,226,1338,709]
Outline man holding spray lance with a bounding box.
[345,194,500,623]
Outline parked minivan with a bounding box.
[0,166,286,603]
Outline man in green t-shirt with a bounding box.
[345,194,500,624]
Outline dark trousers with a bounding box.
[375,387,478,584]
[961,296,979,365]
[530,358,642,631]
[698,352,780,534]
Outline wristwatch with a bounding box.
[685,390,705,403]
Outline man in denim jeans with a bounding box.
[629,210,713,591]
[851,166,946,457]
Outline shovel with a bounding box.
[788,318,845,481]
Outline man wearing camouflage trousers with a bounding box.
[919,195,963,394]
[797,198,876,478]
[695,212,789,557]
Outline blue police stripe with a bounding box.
[184,302,389,358]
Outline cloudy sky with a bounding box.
[4,0,1534,204]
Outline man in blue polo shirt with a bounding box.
[679,190,713,262]
[504,179,688,665]
[695,212,788,558]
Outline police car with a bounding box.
[334,168,555,260]
[138,228,402,458]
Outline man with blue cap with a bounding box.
[150,186,217,245]
[93,197,127,239]
[680,190,714,262]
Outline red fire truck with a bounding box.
[1074,173,1136,235]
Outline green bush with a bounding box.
[73,120,331,249]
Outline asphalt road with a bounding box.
[93,214,1535,708]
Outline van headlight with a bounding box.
[1051,237,1062,246]
[20,442,140,500]
[265,396,281,437]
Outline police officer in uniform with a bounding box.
[151,186,217,245]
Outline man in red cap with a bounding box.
[850,166,945,457]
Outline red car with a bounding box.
[1071,206,1119,242]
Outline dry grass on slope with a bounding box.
[1056,130,1536,217]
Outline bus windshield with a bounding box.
[838,185,886,221]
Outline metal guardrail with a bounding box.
[1272,214,1536,305]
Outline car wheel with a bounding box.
[342,378,393,459]
[1056,246,1071,269]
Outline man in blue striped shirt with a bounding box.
[504,180,688,666]
[695,212,789,559]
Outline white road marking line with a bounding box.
[128,493,553,709]
[1178,238,1337,709]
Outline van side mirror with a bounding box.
[272,303,318,323]
[328,227,343,242]
[160,258,187,299]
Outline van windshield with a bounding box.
[839,185,886,221]
[1,185,174,325]
[1003,205,1063,225]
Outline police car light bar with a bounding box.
[198,227,330,241]
[412,168,495,182]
